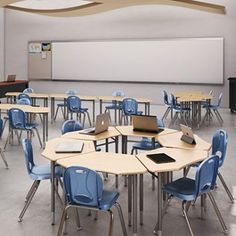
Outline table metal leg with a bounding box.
[100,99,103,114]
[50,97,55,123]
[153,172,163,236]
[139,174,143,225]
[42,113,46,148]
[51,161,56,225]
[92,100,95,123]
[133,174,138,236]
[128,175,132,227]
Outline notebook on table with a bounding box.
[146,153,176,164]
[180,124,196,145]
[132,115,164,134]
[55,141,84,153]
[79,113,109,135]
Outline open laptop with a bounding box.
[79,113,109,135]
[132,115,164,134]
[55,140,84,153]
[6,74,16,82]
[180,124,196,145]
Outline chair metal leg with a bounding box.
[4,131,11,151]
[218,172,234,203]
[18,180,40,222]
[108,210,114,236]
[57,205,70,236]
[86,111,92,127]
[25,180,38,202]
[162,107,171,120]
[182,201,194,236]
[115,203,128,236]
[33,128,43,148]
[207,192,228,234]
[74,208,82,230]
[0,148,8,168]
[53,106,60,121]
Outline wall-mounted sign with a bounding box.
[29,42,42,53]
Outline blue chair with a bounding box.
[212,129,234,202]
[163,155,227,235]
[54,89,77,121]
[121,98,143,125]
[4,108,42,150]
[61,120,83,135]
[66,95,92,127]
[57,166,127,236]
[169,94,191,127]
[23,88,34,93]
[202,92,223,126]
[131,118,164,155]
[0,118,8,168]
[17,97,32,105]
[162,90,173,121]
[105,90,125,122]
[17,93,32,105]
[18,139,62,222]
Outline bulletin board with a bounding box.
[28,41,52,80]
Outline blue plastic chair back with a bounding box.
[122,98,139,115]
[211,129,228,167]
[17,98,31,105]
[8,108,26,129]
[112,90,125,97]
[64,166,103,207]
[67,96,81,112]
[23,88,34,93]
[66,89,77,95]
[0,118,3,137]
[61,120,83,134]
[17,93,32,105]
[21,139,35,176]
[163,90,171,106]
[170,94,178,108]
[195,155,219,197]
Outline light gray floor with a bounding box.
[0,104,236,236]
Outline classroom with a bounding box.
[0,1,236,236]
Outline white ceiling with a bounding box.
[9,0,92,10]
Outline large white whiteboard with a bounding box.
[52,38,224,84]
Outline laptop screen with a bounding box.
[132,115,163,133]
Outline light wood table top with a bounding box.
[0,103,49,113]
[158,131,211,151]
[174,91,213,102]
[50,93,97,100]
[115,126,178,138]
[5,92,49,98]
[62,126,120,141]
[136,147,208,173]
[57,151,147,175]
[97,95,152,103]
[42,137,95,161]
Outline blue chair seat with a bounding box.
[24,123,38,130]
[99,190,119,211]
[132,138,161,151]
[163,177,196,201]
[31,164,62,180]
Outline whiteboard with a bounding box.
[52,38,224,84]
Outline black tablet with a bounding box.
[146,153,176,164]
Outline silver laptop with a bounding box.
[55,140,84,153]
[180,124,196,144]
[132,115,164,134]
[79,113,110,135]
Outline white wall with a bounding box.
[4,1,236,107]
[0,8,4,80]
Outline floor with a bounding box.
[0,104,236,236]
